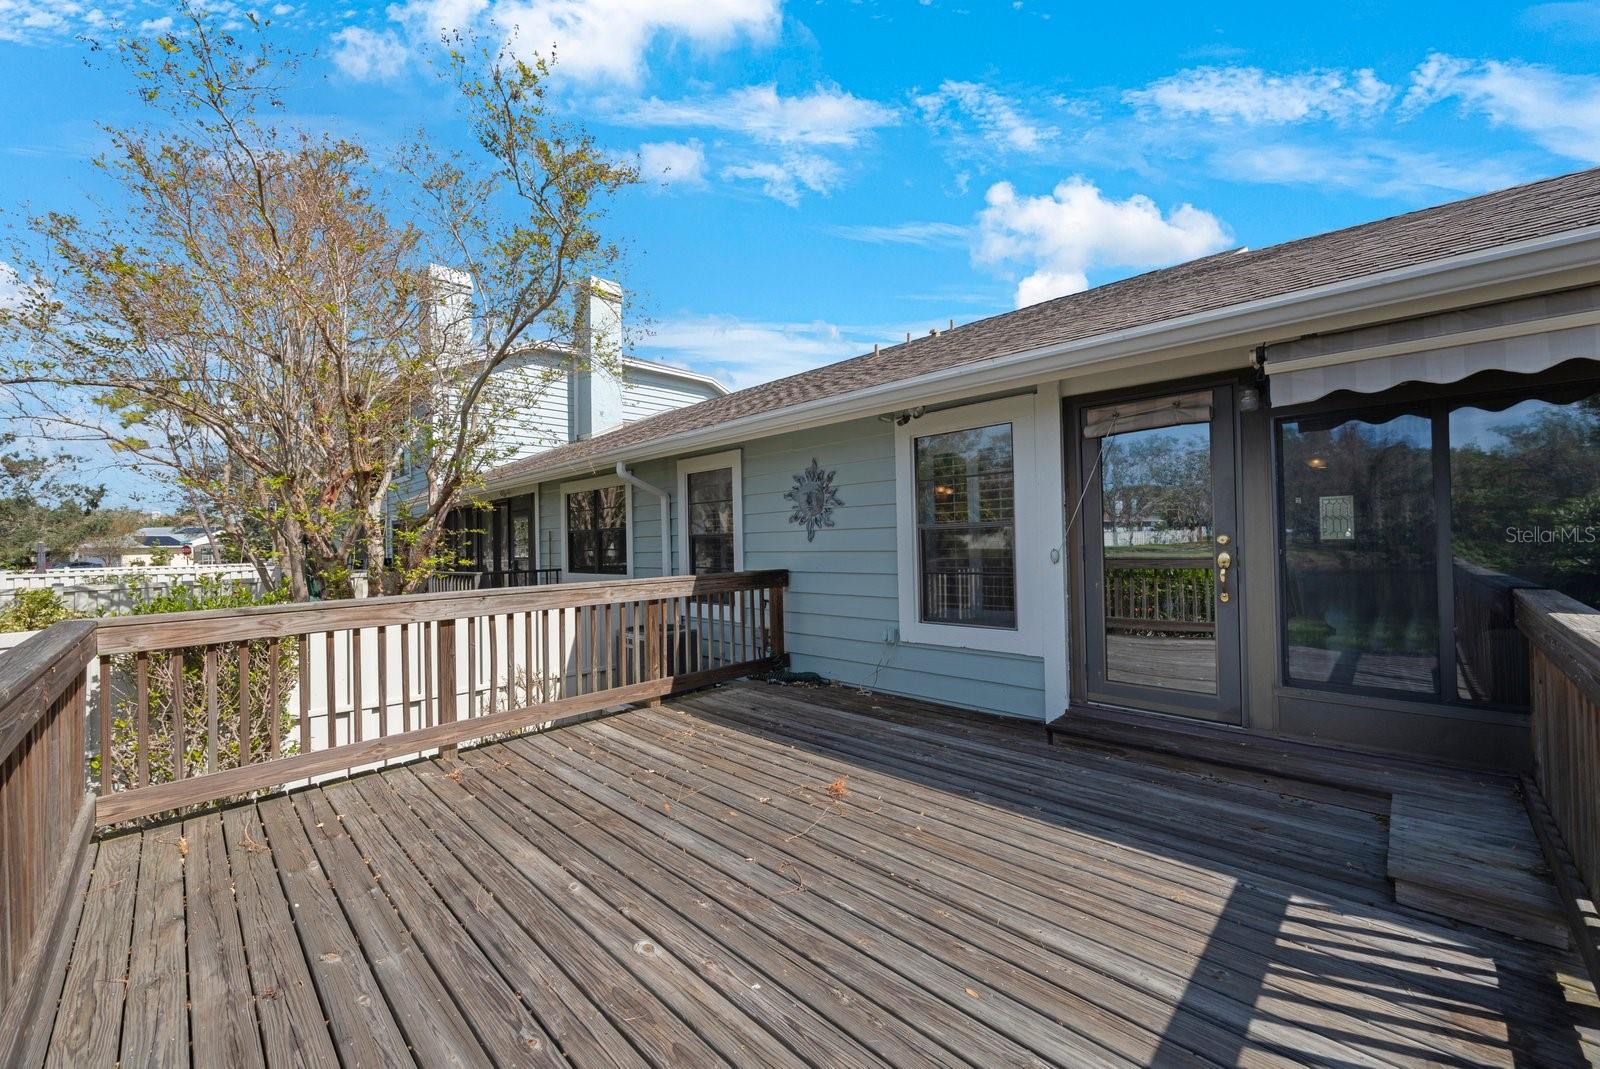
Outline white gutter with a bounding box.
[614,462,672,574]
[488,222,1600,492]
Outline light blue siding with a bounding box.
[738,417,1044,720]
[530,415,1047,720]
[623,365,722,422]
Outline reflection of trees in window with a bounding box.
[1451,395,1600,609]
[914,424,1016,629]
[1099,427,1211,547]
[1278,412,1438,694]
[687,468,735,575]
[566,485,627,574]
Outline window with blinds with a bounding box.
[914,422,1017,629]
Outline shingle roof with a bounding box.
[489,165,1600,486]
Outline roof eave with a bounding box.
[487,221,1600,493]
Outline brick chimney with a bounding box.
[570,277,625,440]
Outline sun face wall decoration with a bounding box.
[784,458,843,542]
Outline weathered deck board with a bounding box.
[585,703,1515,1068]
[624,693,1579,1066]
[118,825,189,1067]
[45,835,140,1068]
[44,680,1600,1068]
[183,814,266,1069]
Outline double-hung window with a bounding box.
[562,479,630,578]
[677,451,743,575]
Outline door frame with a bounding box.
[1064,374,1249,724]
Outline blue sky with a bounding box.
[4,0,1600,503]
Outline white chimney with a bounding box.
[423,264,474,359]
[570,277,625,440]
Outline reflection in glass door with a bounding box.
[1077,385,1242,723]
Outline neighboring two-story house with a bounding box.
[402,274,727,584]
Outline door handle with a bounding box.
[1216,550,1232,590]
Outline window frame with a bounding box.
[1270,365,1600,712]
[675,449,744,577]
[895,395,1044,655]
[559,474,633,582]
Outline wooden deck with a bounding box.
[42,681,1600,1067]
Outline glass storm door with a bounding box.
[1077,385,1242,723]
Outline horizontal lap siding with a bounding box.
[531,417,1047,719]
[740,418,1045,720]
[623,368,723,422]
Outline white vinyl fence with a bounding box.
[0,564,273,614]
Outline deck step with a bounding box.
[1388,791,1570,947]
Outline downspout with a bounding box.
[615,462,673,575]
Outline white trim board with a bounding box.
[675,449,744,577]
[558,473,634,582]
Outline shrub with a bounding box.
[0,589,85,633]
[97,577,300,789]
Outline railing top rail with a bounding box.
[94,569,790,655]
[0,619,97,763]
[1515,587,1600,707]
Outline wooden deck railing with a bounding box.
[1103,553,1216,634]
[1516,588,1600,903]
[89,569,787,825]
[0,621,97,1065]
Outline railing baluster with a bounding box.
[297,635,311,756]
[467,614,479,720]
[205,646,220,774]
[98,655,112,794]
[350,629,362,745]
[169,651,186,780]
[237,643,251,768]
[268,640,282,759]
[400,622,412,733]
[324,631,337,747]
[423,620,434,728]
[135,651,150,788]
[558,609,568,700]
[377,626,389,738]
[438,618,457,758]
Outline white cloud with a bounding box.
[913,80,1058,152]
[721,153,840,206]
[330,26,408,80]
[1523,2,1600,39]
[1126,65,1394,124]
[0,1,95,43]
[1212,140,1528,198]
[638,314,894,388]
[636,140,707,187]
[829,221,969,248]
[621,84,898,147]
[384,0,778,85]
[973,177,1230,308]
[0,261,22,309]
[1401,53,1600,163]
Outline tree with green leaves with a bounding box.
[0,5,637,599]
[0,435,144,569]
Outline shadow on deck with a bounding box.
[42,681,1600,1067]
